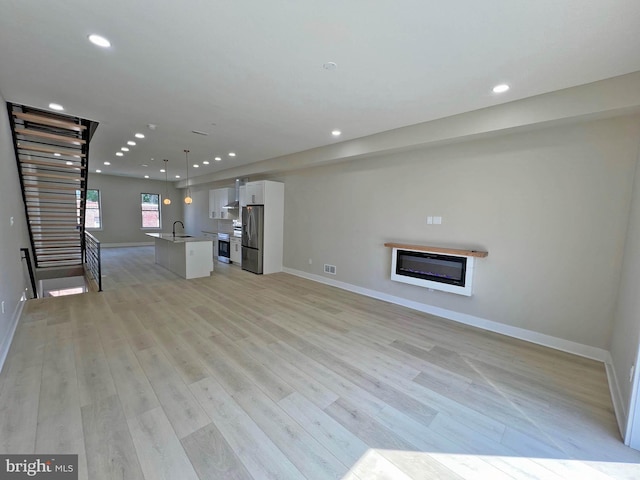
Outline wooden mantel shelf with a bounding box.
[384,242,488,258]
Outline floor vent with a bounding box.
[324,264,336,275]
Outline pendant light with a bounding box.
[184,149,193,204]
[162,159,171,205]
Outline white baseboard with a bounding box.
[0,297,27,375]
[604,352,628,440]
[102,242,154,248]
[282,267,610,362]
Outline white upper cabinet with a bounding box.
[245,181,265,205]
[209,187,235,219]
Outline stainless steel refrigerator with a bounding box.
[241,205,264,274]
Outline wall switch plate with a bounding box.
[427,216,433,224]
[308,258,312,265]
[631,364,636,382]
[434,216,442,225]
[10,216,14,226]
[1,301,4,314]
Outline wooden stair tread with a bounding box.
[28,214,80,219]
[15,128,86,145]
[20,159,85,169]
[17,143,86,158]
[13,111,86,132]
[22,172,82,181]
[23,184,81,191]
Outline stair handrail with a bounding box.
[20,247,37,299]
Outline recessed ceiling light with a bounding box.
[160,169,166,173]
[66,161,73,165]
[121,147,129,152]
[331,130,341,137]
[228,152,236,157]
[53,152,61,157]
[88,34,111,48]
[193,164,199,168]
[135,133,145,138]
[202,161,209,165]
[141,164,148,167]
[214,157,221,161]
[49,103,64,111]
[323,62,337,70]
[147,124,157,130]
[144,175,149,179]
[127,141,136,146]
[116,152,124,156]
[104,161,111,165]
[96,169,102,173]
[492,83,510,93]
[175,175,180,178]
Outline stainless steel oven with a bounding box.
[217,233,231,263]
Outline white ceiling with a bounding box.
[1,0,640,182]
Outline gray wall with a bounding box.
[611,141,640,427]
[279,115,640,350]
[182,182,238,236]
[87,174,182,244]
[0,96,31,366]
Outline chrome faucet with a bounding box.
[172,220,184,237]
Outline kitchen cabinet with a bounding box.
[245,181,265,204]
[230,237,241,265]
[146,233,213,279]
[209,187,235,219]
[202,232,218,259]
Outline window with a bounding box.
[141,193,161,228]
[83,189,101,229]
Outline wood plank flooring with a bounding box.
[1,246,639,479]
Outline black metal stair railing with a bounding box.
[83,231,102,292]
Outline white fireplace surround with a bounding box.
[390,247,475,296]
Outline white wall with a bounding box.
[280,115,640,351]
[610,141,640,431]
[0,96,31,370]
[182,182,239,236]
[87,174,182,244]
[182,184,217,236]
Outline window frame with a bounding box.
[84,189,102,230]
[140,192,162,230]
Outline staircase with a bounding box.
[7,102,99,269]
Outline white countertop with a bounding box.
[146,233,212,243]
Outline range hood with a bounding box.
[223,179,242,208]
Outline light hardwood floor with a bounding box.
[1,246,639,479]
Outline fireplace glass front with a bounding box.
[395,250,467,286]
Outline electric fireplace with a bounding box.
[390,248,475,296]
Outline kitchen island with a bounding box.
[146,233,213,279]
